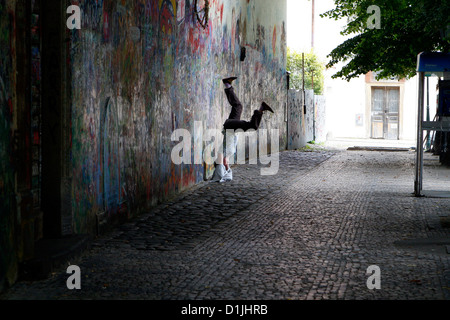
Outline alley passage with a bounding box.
[2,148,450,300]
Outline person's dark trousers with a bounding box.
[223,87,263,131]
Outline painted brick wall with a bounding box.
[288,89,326,150]
[69,0,288,233]
[0,0,17,292]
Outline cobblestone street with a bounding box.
[1,146,450,301]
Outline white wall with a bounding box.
[287,0,440,142]
[287,0,347,60]
[403,76,439,141]
[324,67,366,139]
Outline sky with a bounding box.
[286,0,348,63]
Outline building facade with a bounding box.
[325,68,439,142]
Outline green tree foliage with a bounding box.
[287,48,325,95]
[321,0,450,81]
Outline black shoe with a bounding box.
[222,77,237,85]
[260,102,274,113]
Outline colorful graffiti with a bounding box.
[159,0,176,35]
[69,0,287,233]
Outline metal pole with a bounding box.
[312,72,315,142]
[415,72,425,196]
[311,0,315,49]
[426,77,431,150]
[286,71,290,150]
[302,53,306,114]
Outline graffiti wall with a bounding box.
[69,0,287,233]
[288,89,326,149]
[0,0,16,291]
[287,89,304,149]
[314,95,326,143]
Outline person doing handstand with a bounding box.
[212,76,274,182]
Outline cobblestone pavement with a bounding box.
[1,147,450,300]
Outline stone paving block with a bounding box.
[1,149,449,300]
